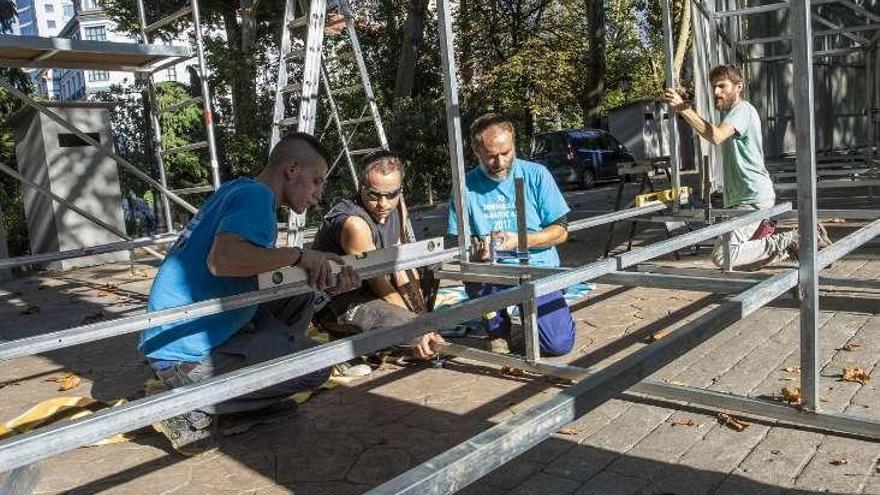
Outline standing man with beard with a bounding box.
[448,113,576,356]
[663,64,825,269]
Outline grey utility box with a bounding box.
[9,101,129,271]
[607,99,695,170]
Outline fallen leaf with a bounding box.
[718,412,750,432]
[671,418,695,427]
[782,387,803,405]
[46,373,82,391]
[132,269,150,278]
[501,366,526,377]
[783,366,801,373]
[80,311,105,325]
[556,427,579,435]
[839,343,862,352]
[830,458,848,466]
[842,367,871,385]
[0,379,21,390]
[820,396,829,403]
[18,305,41,315]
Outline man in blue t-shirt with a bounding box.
[140,133,360,455]
[664,64,830,269]
[447,113,576,356]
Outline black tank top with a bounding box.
[312,198,401,256]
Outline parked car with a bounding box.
[530,129,635,189]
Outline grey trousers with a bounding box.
[154,294,331,415]
[711,201,795,270]
[317,289,417,335]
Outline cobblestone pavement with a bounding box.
[2,186,880,494]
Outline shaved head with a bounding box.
[267,132,332,173]
[259,132,332,214]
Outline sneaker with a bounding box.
[153,412,218,456]
[786,230,800,261]
[335,360,373,377]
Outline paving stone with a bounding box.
[344,447,412,486]
[542,445,620,483]
[508,471,583,495]
[481,458,544,490]
[793,436,878,493]
[715,427,822,494]
[604,411,713,480]
[572,470,648,495]
[584,404,674,453]
[456,482,507,495]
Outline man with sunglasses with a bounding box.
[312,151,445,363]
[447,113,576,356]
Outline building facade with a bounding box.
[10,0,76,97]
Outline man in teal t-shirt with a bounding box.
[663,64,827,269]
[447,113,575,356]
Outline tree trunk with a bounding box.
[673,0,692,80]
[581,0,606,128]
[221,8,257,134]
[239,0,257,57]
[393,0,428,101]
[459,0,473,88]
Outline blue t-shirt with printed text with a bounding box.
[139,178,278,362]
[447,159,570,267]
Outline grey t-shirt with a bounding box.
[720,100,775,208]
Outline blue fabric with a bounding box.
[447,159,571,267]
[465,283,576,356]
[140,178,278,362]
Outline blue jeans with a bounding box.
[464,283,576,356]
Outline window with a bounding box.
[532,136,549,157]
[44,4,54,13]
[88,70,109,81]
[80,0,99,9]
[47,20,56,29]
[84,26,106,41]
[58,132,100,147]
[166,66,177,82]
[63,4,74,17]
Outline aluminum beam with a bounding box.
[369,218,880,495]
[0,234,177,270]
[0,248,458,362]
[438,0,472,262]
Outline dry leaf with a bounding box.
[839,343,862,352]
[132,269,150,278]
[556,427,579,436]
[820,396,829,403]
[501,366,525,377]
[842,367,871,385]
[782,387,803,405]
[783,366,801,373]
[18,305,41,315]
[46,373,81,391]
[671,418,696,427]
[81,311,105,325]
[830,458,849,466]
[717,412,750,432]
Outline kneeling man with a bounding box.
[312,151,444,359]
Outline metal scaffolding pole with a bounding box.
[191,0,222,189]
[0,234,176,271]
[661,0,682,212]
[437,0,471,262]
[792,0,821,411]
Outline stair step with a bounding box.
[340,116,374,126]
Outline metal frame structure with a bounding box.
[0,2,222,271]
[2,0,880,493]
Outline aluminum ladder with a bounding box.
[135,0,222,233]
[271,0,391,247]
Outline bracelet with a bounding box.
[291,248,304,267]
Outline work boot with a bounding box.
[786,230,800,261]
[817,223,832,250]
[153,411,218,456]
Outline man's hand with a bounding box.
[663,88,688,112]
[298,249,360,291]
[411,332,446,360]
[491,231,520,251]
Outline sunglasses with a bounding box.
[362,187,402,201]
